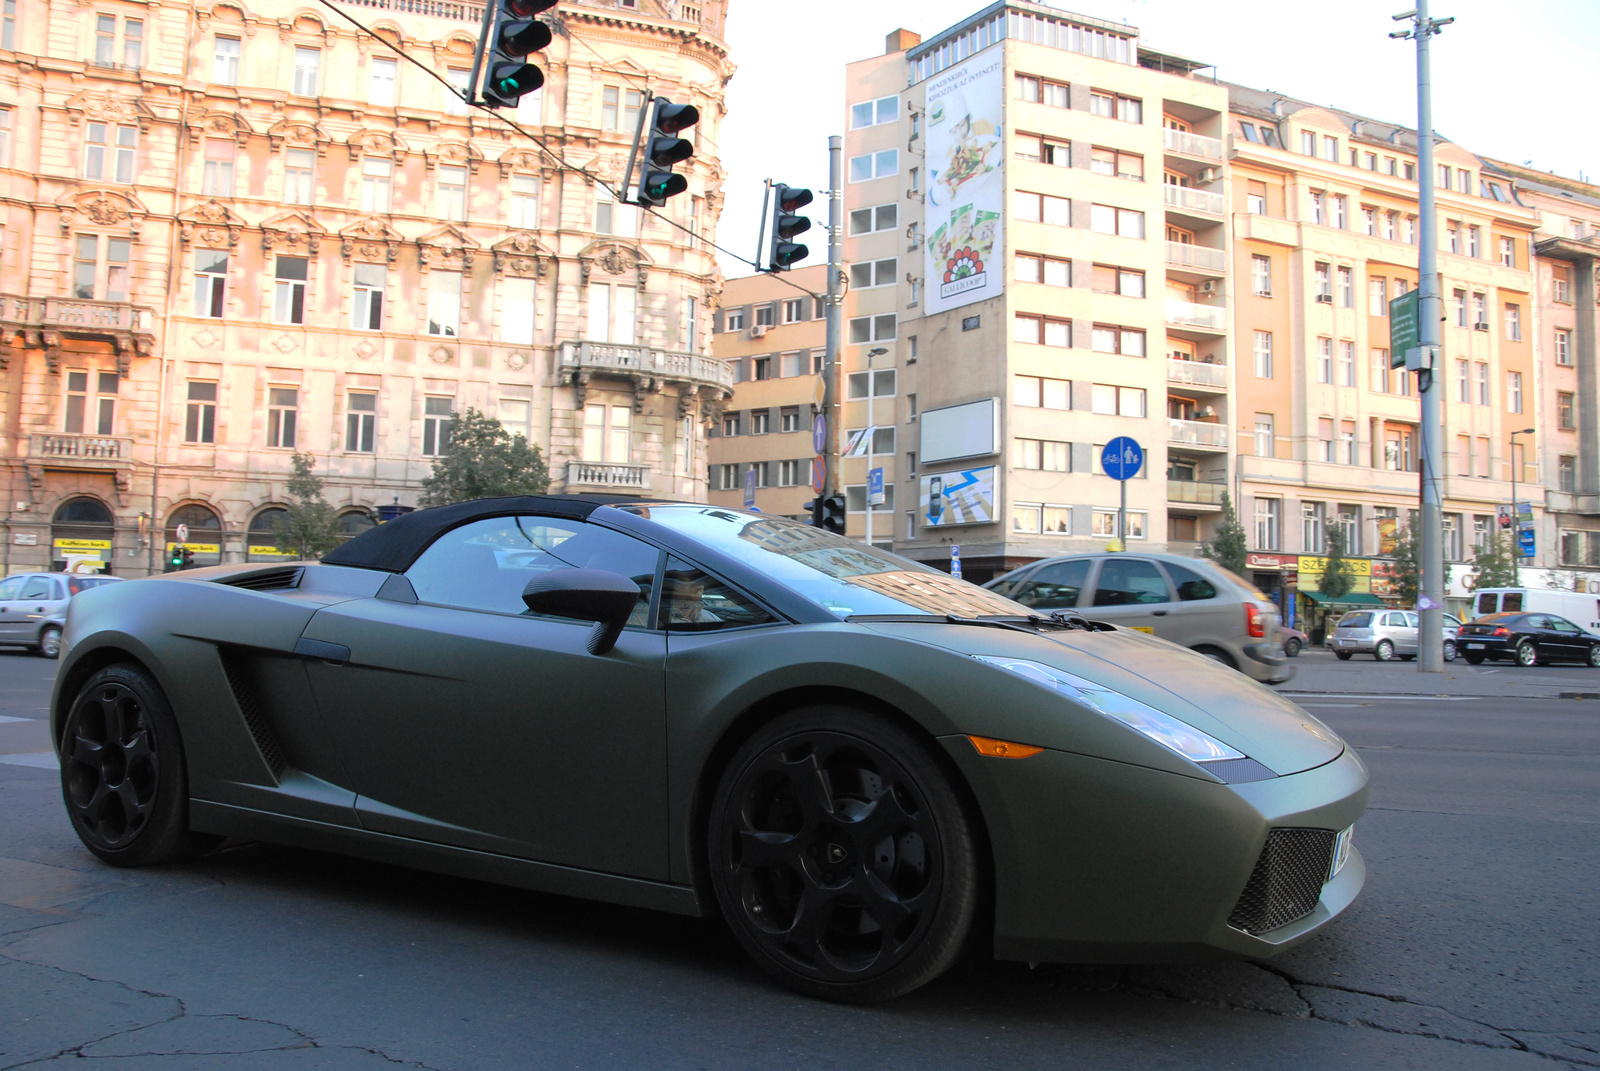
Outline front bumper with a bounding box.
[942,738,1369,964]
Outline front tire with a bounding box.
[1589,645,1600,668]
[1374,640,1395,662]
[1515,641,1538,667]
[1284,637,1302,658]
[59,664,219,867]
[1465,653,1486,665]
[37,626,62,659]
[1334,651,1353,661]
[1443,641,1457,662]
[707,707,979,1003]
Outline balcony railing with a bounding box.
[1168,419,1229,448]
[1167,479,1228,505]
[30,434,134,462]
[559,340,735,389]
[2,294,154,332]
[1163,184,1225,215]
[338,0,485,23]
[1166,299,1227,331]
[1166,242,1227,272]
[1163,128,1224,160]
[1166,358,1227,389]
[564,461,651,491]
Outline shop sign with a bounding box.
[1246,553,1291,571]
[246,545,298,558]
[13,533,37,546]
[166,541,222,554]
[53,538,112,551]
[1297,555,1373,577]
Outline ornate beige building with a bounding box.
[0,0,733,576]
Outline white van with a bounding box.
[1470,588,1600,632]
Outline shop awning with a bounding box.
[1300,590,1386,607]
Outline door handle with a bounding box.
[1152,610,1168,617]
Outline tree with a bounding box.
[1200,490,1247,576]
[276,452,342,560]
[1470,532,1520,591]
[419,407,550,507]
[1388,516,1452,607]
[1318,527,1355,600]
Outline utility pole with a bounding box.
[1393,1,1453,673]
[824,135,843,504]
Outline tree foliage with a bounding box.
[1388,516,1452,607]
[1317,527,1355,600]
[1200,490,1248,576]
[275,452,342,560]
[419,407,551,507]
[1470,531,1520,590]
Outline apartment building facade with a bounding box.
[840,4,1234,581]
[706,265,826,518]
[0,0,732,576]
[1226,85,1543,625]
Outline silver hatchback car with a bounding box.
[1330,609,1461,662]
[984,552,1293,684]
[0,572,122,658]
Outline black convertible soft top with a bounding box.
[321,494,656,573]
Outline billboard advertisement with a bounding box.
[925,50,1004,315]
[919,397,1000,464]
[921,466,998,528]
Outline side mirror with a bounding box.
[522,568,641,655]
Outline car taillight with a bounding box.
[1492,626,1510,637]
[1244,602,1266,639]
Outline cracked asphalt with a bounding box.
[2,647,1597,1069]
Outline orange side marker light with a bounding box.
[967,735,1044,759]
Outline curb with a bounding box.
[1281,690,1588,701]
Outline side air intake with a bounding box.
[221,567,303,591]
[217,650,287,780]
[1227,828,1337,934]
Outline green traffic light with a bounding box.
[490,61,543,98]
[643,171,688,202]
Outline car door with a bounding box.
[1155,559,1236,647]
[298,514,672,880]
[13,575,56,643]
[1085,557,1175,634]
[1541,616,1586,661]
[1392,612,1418,654]
[0,575,25,642]
[1008,559,1091,611]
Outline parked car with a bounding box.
[1456,612,1600,666]
[984,552,1292,684]
[1282,626,1309,658]
[1441,613,1462,662]
[0,572,122,658]
[53,497,1367,1003]
[1329,609,1417,661]
[1470,588,1600,633]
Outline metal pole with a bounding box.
[1510,440,1519,588]
[1118,479,1127,551]
[1403,0,1450,673]
[825,135,843,502]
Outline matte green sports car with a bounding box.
[52,496,1368,1002]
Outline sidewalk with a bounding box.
[1281,648,1600,699]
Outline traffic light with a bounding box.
[167,545,185,572]
[766,184,813,271]
[181,547,195,569]
[476,0,556,109]
[634,98,699,207]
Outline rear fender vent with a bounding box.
[217,650,287,781]
[220,567,303,592]
[1228,828,1337,935]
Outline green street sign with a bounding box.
[1389,289,1419,368]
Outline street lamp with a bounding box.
[1509,427,1535,586]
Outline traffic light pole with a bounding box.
[824,135,843,503]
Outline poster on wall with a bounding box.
[925,51,1005,315]
[921,467,998,528]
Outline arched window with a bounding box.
[246,507,296,562]
[165,503,223,568]
[339,509,376,539]
[51,496,115,574]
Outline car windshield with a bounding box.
[1339,612,1373,628]
[622,506,1033,619]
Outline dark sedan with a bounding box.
[1457,612,1600,666]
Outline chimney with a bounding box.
[885,28,921,55]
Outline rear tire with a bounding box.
[59,664,220,867]
[1589,646,1600,668]
[1193,645,1238,670]
[1515,641,1538,667]
[707,706,979,1003]
[36,626,62,659]
[1374,640,1395,662]
[1443,641,1457,663]
[1464,654,1486,665]
[1284,637,1302,658]
[1334,651,1353,661]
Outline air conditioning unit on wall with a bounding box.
[1197,167,1219,184]
[749,324,768,339]
[1315,293,1334,304]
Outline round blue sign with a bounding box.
[1101,437,1144,481]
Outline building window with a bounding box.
[369,56,397,105]
[1314,261,1331,300]
[1091,264,1144,297]
[1467,225,1481,258]
[1317,337,1333,383]
[601,86,644,131]
[780,406,800,432]
[848,314,897,343]
[750,409,771,433]
[1446,221,1460,254]
[1504,303,1521,341]
[1369,276,1387,315]
[1443,514,1463,562]
[1499,236,1514,267]
[1253,331,1273,378]
[1553,266,1572,304]
[292,47,320,95]
[723,308,745,333]
[1014,74,1040,102]
[273,256,307,324]
[84,123,137,183]
[346,392,376,452]
[848,203,897,234]
[201,138,235,196]
[1251,255,1272,295]
[1558,456,1576,493]
[1340,422,1358,466]
[351,263,384,330]
[1302,502,1325,554]
[284,148,315,205]
[1091,384,1145,417]
[850,94,898,128]
[582,404,631,462]
[721,411,741,437]
[444,67,471,116]
[1309,191,1324,226]
[1014,252,1071,286]
[1508,371,1523,414]
[1558,391,1576,430]
[2,0,15,49]
[266,388,298,448]
[1384,211,1397,240]
[1013,375,1071,409]
[1454,358,1470,404]
[850,257,898,289]
[1091,325,1143,355]
[1090,204,1144,237]
[437,165,467,222]
[509,174,538,228]
[1090,147,1143,180]
[72,235,130,301]
[595,185,638,237]
[1475,362,1489,406]
[63,371,118,435]
[1340,340,1356,387]
[782,298,804,323]
[1089,91,1141,122]
[501,275,535,344]
[1555,328,1572,366]
[1331,195,1347,229]
[1246,180,1267,215]
[1321,134,1338,161]
[1093,509,1146,539]
[1254,497,1280,549]
[213,36,241,84]
[848,149,898,182]
[192,249,227,317]
[847,369,896,398]
[1300,130,1315,156]
[1370,349,1389,393]
[426,272,461,336]
[1362,206,1376,235]
[360,157,392,213]
[1012,439,1070,472]
[185,382,217,443]
[1254,414,1273,457]
[422,396,454,456]
[1404,215,1416,243]
[1452,288,1467,327]
[586,283,636,344]
[1336,265,1353,307]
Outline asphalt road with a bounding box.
[2,649,1597,1070]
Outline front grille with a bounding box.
[1228,828,1337,934]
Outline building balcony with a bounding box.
[1168,418,1229,451]
[1163,128,1224,161]
[1163,184,1225,216]
[1,294,158,375]
[1165,540,1207,558]
[1168,478,1228,507]
[1166,242,1227,275]
[29,434,135,469]
[558,340,735,408]
[339,0,485,24]
[563,460,652,492]
[1166,299,1227,335]
[1166,358,1227,390]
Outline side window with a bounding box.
[987,570,1032,599]
[1502,592,1523,612]
[1476,592,1498,616]
[19,576,52,600]
[1162,561,1217,601]
[1014,559,1089,609]
[0,577,23,601]
[405,515,659,624]
[1092,559,1171,607]
[660,556,775,631]
[1552,618,1580,634]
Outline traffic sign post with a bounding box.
[1389,289,1420,367]
[950,545,961,579]
[864,466,883,547]
[176,523,189,544]
[1100,437,1144,550]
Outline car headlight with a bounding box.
[973,656,1246,765]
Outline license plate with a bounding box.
[1467,643,1484,649]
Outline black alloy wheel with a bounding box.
[1515,641,1539,667]
[1589,645,1600,668]
[708,708,978,1003]
[60,665,219,867]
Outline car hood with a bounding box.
[861,621,1343,777]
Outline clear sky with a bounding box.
[712,0,1600,279]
